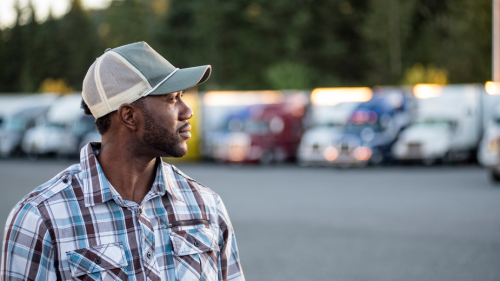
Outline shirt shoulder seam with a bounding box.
[24,164,82,207]
[169,164,219,195]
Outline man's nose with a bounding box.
[179,99,193,121]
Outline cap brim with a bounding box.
[148,65,211,96]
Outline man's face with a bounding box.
[140,91,193,157]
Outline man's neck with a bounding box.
[96,141,158,205]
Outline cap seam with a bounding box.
[111,49,154,88]
[107,51,151,96]
[94,57,111,114]
[148,66,211,96]
[141,68,179,97]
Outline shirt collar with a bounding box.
[79,142,183,207]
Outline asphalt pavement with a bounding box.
[0,159,499,281]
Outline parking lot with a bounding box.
[1,159,499,281]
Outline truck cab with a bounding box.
[297,102,359,166]
[392,84,482,164]
[299,88,411,167]
[210,103,305,164]
[328,89,411,166]
[478,105,500,181]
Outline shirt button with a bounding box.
[147,252,151,259]
[95,257,101,264]
[62,178,68,184]
[194,241,199,247]
[138,208,142,214]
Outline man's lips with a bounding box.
[178,123,191,139]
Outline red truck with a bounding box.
[210,103,305,164]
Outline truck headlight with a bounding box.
[488,140,498,153]
[354,146,372,161]
[227,133,251,161]
[323,147,338,161]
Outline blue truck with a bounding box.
[300,87,412,167]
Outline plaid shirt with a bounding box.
[1,142,244,281]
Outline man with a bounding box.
[1,42,244,281]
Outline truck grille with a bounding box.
[312,144,320,153]
[407,143,421,156]
[341,144,349,154]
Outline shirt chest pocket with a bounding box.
[169,228,220,281]
[66,242,129,281]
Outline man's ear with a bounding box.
[117,103,142,131]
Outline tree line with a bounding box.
[0,0,492,93]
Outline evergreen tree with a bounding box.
[19,2,43,92]
[362,0,418,84]
[157,0,368,90]
[0,0,494,92]
[0,1,25,92]
[58,0,101,90]
[100,0,155,48]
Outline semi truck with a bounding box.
[297,102,359,166]
[392,84,482,164]
[477,82,500,182]
[22,94,92,159]
[208,102,305,164]
[298,87,412,167]
[477,105,500,181]
[0,94,57,157]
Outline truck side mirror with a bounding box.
[270,117,284,134]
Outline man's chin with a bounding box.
[160,144,188,158]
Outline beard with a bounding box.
[142,108,188,157]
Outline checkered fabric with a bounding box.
[1,142,244,281]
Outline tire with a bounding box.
[259,151,273,165]
[370,150,384,165]
[27,152,39,161]
[490,170,500,184]
[57,153,69,162]
[422,158,436,166]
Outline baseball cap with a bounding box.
[82,41,211,119]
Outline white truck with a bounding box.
[297,102,359,166]
[22,94,86,159]
[477,90,500,182]
[392,84,482,164]
[477,105,500,179]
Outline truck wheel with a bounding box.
[259,151,273,165]
[57,153,69,162]
[27,152,39,161]
[422,158,436,166]
[370,150,384,165]
[490,170,500,184]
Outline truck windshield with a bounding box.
[3,117,25,131]
[243,120,269,134]
[314,123,344,129]
[73,117,96,136]
[345,122,382,133]
[415,119,455,127]
[225,118,269,134]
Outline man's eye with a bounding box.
[168,92,182,102]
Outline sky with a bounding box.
[0,0,111,28]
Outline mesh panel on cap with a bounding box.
[82,61,102,106]
[99,53,146,99]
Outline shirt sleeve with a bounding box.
[1,203,56,280]
[216,195,245,281]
